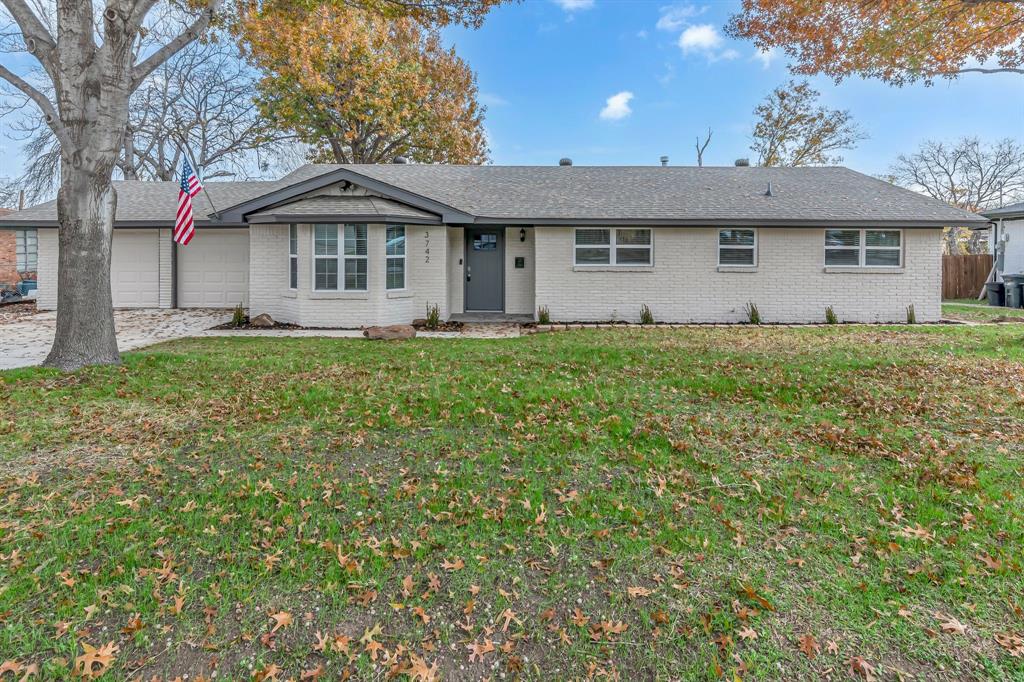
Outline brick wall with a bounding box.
[534,227,943,323]
[504,227,535,316]
[0,229,17,285]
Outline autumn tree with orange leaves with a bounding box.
[240,4,489,164]
[728,0,1024,84]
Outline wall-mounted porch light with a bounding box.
[519,228,526,242]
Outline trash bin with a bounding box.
[986,281,1005,307]
[1004,274,1024,309]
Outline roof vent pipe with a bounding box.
[660,156,669,167]
[765,181,773,197]
[559,158,573,166]
[393,156,409,164]
[735,158,750,167]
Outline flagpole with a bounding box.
[177,137,220,218]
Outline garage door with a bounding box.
[178,228,249,308]
[111,230,160,308]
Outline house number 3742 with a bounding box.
[424,230,430,264]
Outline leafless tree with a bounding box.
[695,128,712,167]
[0,0,222,370]
[751,80,865,167]
[9,39,284,204]
[891,137,1024,254]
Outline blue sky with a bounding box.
[0,0,1020,183]
[446,0,1024,175]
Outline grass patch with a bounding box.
[1,327,1023,680]
[942,302,1024,322]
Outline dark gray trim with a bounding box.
[247,212,441,225]
[218,167,475,224]
[469,217,989,228]
[0,221,248,229]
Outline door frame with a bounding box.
[463,227,505,312]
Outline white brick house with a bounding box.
[1,163,986,324]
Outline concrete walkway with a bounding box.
[0,308,232,370]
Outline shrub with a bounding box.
[745,301,761,325]
[639,304,654,325]
[231,302,247,328]
[906,304,916,324]
[537,305,551,324]
[825,306,838,325]
[425,303,441,330]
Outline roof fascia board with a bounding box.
[247,213,441,225]
[217,167,474,224]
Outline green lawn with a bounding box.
[1,327,1023,680]
[942,302,1024,322]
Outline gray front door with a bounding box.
[465,228,504,311]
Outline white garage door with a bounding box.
[178,228,249,308]
[111,230,160,308]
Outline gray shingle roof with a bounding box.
[0,164,988,227]
[247,195,440,224]
[0,180,280,226]
[984,201,1024,219]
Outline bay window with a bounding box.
[314,223,368,291]
[386,225,406,290]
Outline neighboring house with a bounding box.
[0,163,986,324]
[0,208,39,288]
[983,202,1024,279]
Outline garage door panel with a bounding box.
[111,230,159,308]
[178,229,249,308]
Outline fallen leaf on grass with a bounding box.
[467,639,495,663]
[74,641,118,679]
[627,586,652,598]
[269,610,292,633]
[798,633,820,659]
[995,632,1023,657]
[848,655,876,681]
[940,616,967,635]
[442,557,465,571]
[737,626,757,641]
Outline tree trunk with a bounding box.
[43,162,121,370]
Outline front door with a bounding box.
[465,228,504,311]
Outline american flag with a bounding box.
[174,157,204,246]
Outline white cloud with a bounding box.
[753,47,778,69]
[599,91,634,121]
[636,29,648,39]
[552,0,594,11]
[678,24,722,52]
[656,4,703,32]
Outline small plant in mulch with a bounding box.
[231,302,247,328]
[537,305,551,324]
[424,303,441,330]
[825,306,838,325]
[639,304,654,325]
[745,302,761,325]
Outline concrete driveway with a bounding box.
[0,308,232,370]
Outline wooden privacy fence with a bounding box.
[942,254,993,300]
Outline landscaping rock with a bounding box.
[363,324,416,340]
[411,318,428,328]
[250,313,275,328]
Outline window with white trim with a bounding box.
[288,224,298,289]
[313,223,368,291]
[574,228,652,266]
[718,229,757,266]
[825,229,902,267]
[386,224,406,290]
[15,229,37,273]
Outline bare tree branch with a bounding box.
[130,0,221,89]
[1,0,57,67]
[0,62,71,148]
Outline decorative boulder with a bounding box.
[363,324,416,340]
[250,313,275,328]
[411,318,428,328]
